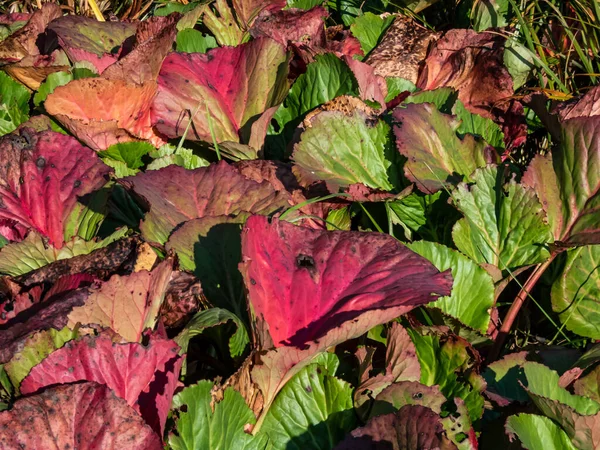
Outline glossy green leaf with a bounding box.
[505,414,576,450]
[551,245,600,339]
[292,110,396,191]
[451,165,552,270]
[350,12,395,57]
[0,71,30,135]
[259,356,356,450]
[169,380,263,450]
[273,54,358,133]
[176,28,218,53]
[408,240,495,332]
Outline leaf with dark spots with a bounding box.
[67,258,174,342]
[121,161,291,244]
[20,332,182,437]
[240,215,452,347]
[0,382,162,450]
[250,6,328,47]
[335,405,457,450]
[0,129,111,248]
[417,29,513,118]
[0,288,89,364]
[10,234,137,285]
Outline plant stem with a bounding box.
[488,254,556,362]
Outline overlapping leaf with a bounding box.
[240,215,452,347]
[47,15,137,73]
[393,102,498,194]
[67,258,174,342]
[152,37,289,147]
[122,161,290,244]
[20,333,182,436]
[0,129,111,247]
[292,109,396,191]
[451,165,552,270]
[0,382,162,449]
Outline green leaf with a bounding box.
[287,0,324,9]
[4,327,79,391]
[387,191,461,245]
[505,414,576,450]
[259,356,357,450]
[407,328,486,421]
[147,144,210,170]
[34,71,73,107]
[154,1,199,16]
[169,380,263,450]
[350,12,395,57]
[483,351,530,404]
[551,245,600,339]
[166,214,249,320]
[98,142,154,177]
[403,87,458,114]
[63,186,110,241]
[451,165,552,271]
[524,362,600,416]
[273,53,358,133]
[471,0,509,31]
[0,71,30,135]
[385,77,418,102]
[407,240,495,333]
[326,207,352,231]
[175,308,249,360]
[176,28,218,53]
[504,38,535,91]
[392,102,496,194]
[453,99,505,149]
[0,228,128,276]
[292,110,397,191]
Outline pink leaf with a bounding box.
[151,37,289,144]
[121,161,291,244]
[240,215,452,347]
[0,382,162,450]
[0,129,111,247]
[20,332,182,437]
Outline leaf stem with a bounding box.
[488,254,556,362]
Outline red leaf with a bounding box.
[20,332,182,437]
[121,161,291,244]
[151,37,288,144]
[102,14,180,85]
[240,215,452,347]
[250,7,328,47]
[0,129,111,248]
[0,382,162,450]
[417,29,513,118]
